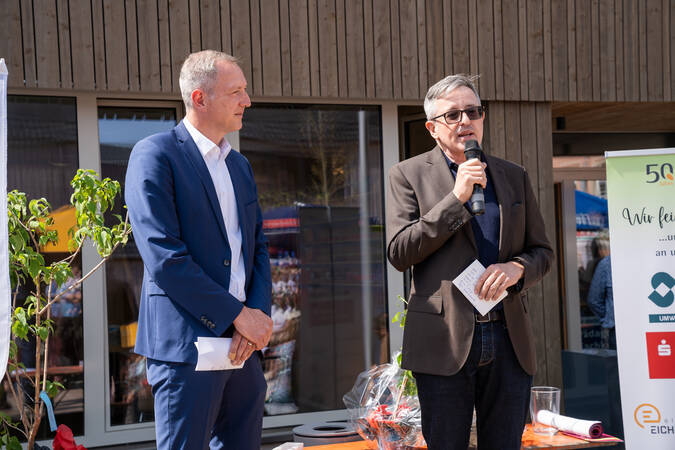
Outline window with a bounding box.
[5,95,83,438]
[240,104,388,415]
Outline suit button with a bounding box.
[223,259,230,266]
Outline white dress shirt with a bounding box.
[183,118,246,302]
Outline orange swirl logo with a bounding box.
[634,403,661,428]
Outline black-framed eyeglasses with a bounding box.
[430,106,485,124]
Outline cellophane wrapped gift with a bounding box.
[343,355,426,449]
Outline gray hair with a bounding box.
[423,74,481,120]
[179,50,240,109]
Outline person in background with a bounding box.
[579,235,610,306]
[587,254,616,349]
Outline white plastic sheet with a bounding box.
[0,59,11,382]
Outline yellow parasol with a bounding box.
[39,205,78,253]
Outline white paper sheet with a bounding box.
[537,410,603,438]
[452,259,507,316]
[194,337,244,371]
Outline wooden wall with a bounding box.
[2,0,673,102]
[483,101,561,387]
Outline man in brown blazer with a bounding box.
[386,75,553,449]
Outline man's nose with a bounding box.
[241,91,251,107]
[458,110,472,126]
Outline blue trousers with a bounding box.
[146,353,266,450]
[414,321,532,450]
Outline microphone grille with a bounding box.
[464,139,481,154]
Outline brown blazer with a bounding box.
[386,146,553,376]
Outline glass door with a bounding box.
[555,164,611,350]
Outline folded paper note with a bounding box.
[194,337,244,371]
[272,443,303,450]
[537,410,603,439]
[453,260,507,316]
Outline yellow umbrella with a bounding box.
[40,205,78,253]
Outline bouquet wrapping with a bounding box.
[343,355,426,449]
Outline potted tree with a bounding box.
[2,169,131,449]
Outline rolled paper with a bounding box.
[537,410,603,438]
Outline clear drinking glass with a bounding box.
[530,386,561,435]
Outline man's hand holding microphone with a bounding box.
[452,140,487,211]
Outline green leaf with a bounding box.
[36,326,49,341]
[8,234,24,252]
[28,199,39,216]
[27,257,41,279]
[4,435,22,450]
[44,380,65,398]
[11,306,29,340]
[38,235,49,246]
[53,264,71,287]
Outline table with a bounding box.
[308,425,620,449]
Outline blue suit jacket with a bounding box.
[125,121,271,364]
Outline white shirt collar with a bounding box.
[183,118,232,161]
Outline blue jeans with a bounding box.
[414,321,532,450]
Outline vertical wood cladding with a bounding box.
[3,0,673,101]
[0,0,564,389]
[483,100,561,388]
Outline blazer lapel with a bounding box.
[175,122,229,243]
[428,147,477,253]
[485,154,510,261]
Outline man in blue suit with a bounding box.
[125,50,272,449]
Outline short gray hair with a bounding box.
[179,50,240,109]
[423,74,481,120]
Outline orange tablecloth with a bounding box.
[308,424,619,449]
[520,424,619,449]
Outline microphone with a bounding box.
[463,140,485,215]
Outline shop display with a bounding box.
[263,253,301,415]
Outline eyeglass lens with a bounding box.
[445,106,483,122]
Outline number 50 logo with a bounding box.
[646,163,674,184]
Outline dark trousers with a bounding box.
[414,321,532,450]
[147,353,266,450]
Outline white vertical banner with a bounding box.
[605,148,675,449]
[0,59,11,381]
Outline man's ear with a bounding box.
[191,89,207,110]
[425,120,437,138]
